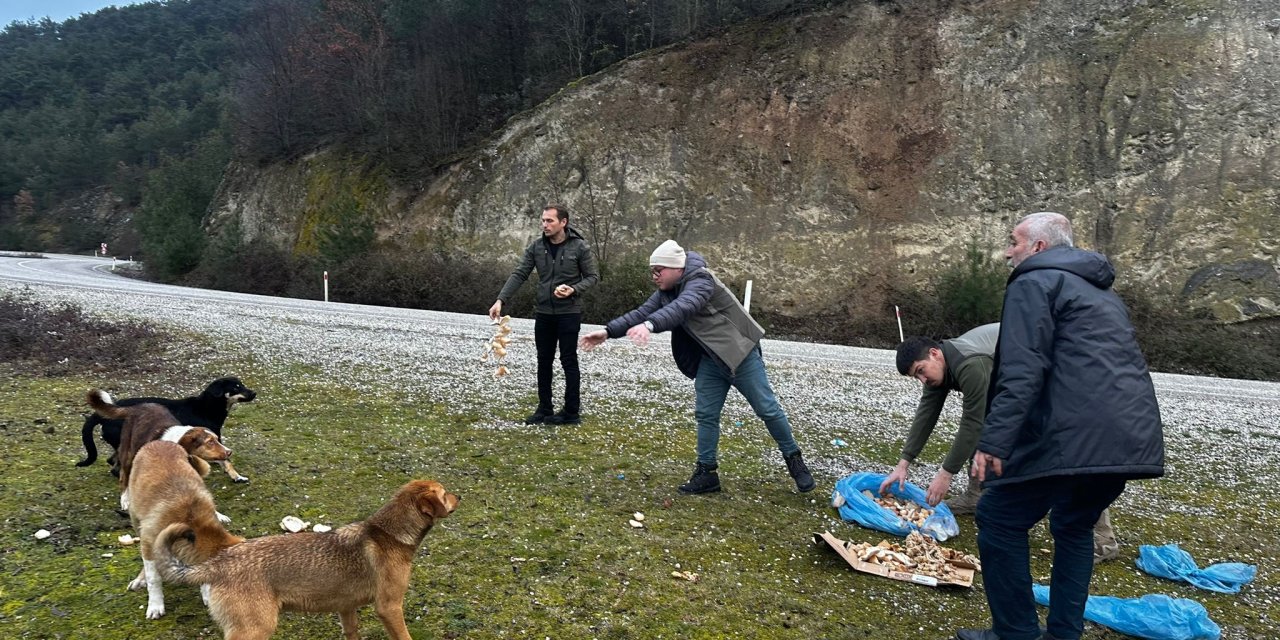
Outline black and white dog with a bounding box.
[77,377,257,482]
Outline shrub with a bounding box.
[326,248,524,313]
[187,228,299,297]
[933,240,1006,334]
[0,290,174,376]
[581,254,654,324]
[176,236,1279,381]
[1120,286,1280,380]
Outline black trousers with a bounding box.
[534,313,581,414]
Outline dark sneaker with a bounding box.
[678,462,721,494]
[954,626,1047,640]
[524,407,554,425]
[545,410,581,425]
[953,630,1001,640]
[784,450,815,493]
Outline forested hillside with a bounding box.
[0,0,252,252]
[0,0,816,262]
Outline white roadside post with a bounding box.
[323,271,329,302]
[895,305,904,342]
[742,279,754,314]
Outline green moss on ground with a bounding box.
[0,360,1272,639]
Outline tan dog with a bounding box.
[154,480,459,640]
[86,389,231,509]
[127,439,243,620]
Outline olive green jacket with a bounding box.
[496,226,599,315]
[901,323,998,474]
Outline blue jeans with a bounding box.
[693,348,799,465]
[976,475,1126,640]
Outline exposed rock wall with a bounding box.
[210,0,1280,321]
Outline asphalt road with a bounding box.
[2,251,1276,405]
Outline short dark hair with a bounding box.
[895,336,940,375]
[543,204,569,222]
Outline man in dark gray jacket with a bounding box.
[955,212,1164,640]
[579,240,814,495]
[490,205,599,425]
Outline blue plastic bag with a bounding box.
[1136,544,1257,594]
[830,473,959,541]
[1032,583,1220,640]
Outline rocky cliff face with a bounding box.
[210,0,1280,322]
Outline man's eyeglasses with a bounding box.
[650,267,669,277]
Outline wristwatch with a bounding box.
[644,320,655,332]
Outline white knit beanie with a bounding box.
[649,240,686,268]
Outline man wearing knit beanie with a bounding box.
[649,239,685,269]
[580,240,814,495]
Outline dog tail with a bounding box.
[76,413,101,467]
[86,389,128,420]
[153,523,211,586]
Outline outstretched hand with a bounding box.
[579,329,607,352]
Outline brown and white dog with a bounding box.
[85,389,231,512]
[154,480,459,640]
[127,439,243,620]
[78,376,256,482]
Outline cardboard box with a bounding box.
[814,531,976,588]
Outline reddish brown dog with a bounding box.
[154,480,459,640]
[127,439,243,620]
[86,389,231,510]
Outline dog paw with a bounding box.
[128,577,146,591]
[145,604,165,620]
[232,475,250,483]
[216,511,232,524]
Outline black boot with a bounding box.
[784,450,815,493]
[545,409,580,425]
[524,406,554,425]
[678,462,721,494]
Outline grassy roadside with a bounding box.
[0,289,1273,639]
[0,361,1273,640]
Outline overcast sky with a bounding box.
[2,1,144,28]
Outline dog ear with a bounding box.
[415,486,454,520]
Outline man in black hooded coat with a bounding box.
[955,212,1164,640]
